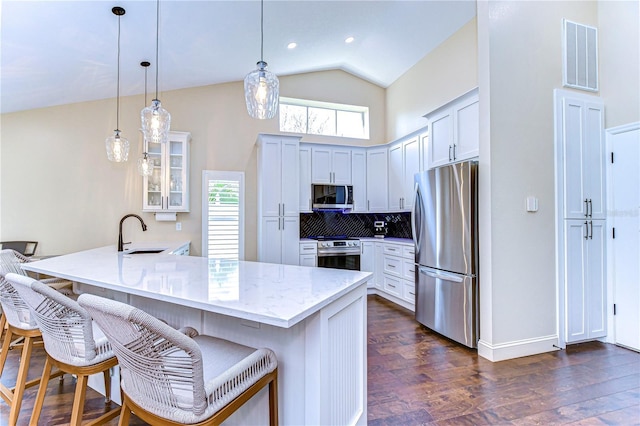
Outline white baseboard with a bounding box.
[478,334,560,362]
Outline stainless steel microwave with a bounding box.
[312,184,354,210]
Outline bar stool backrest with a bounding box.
[0,250,36,329]
[6,273,113,366]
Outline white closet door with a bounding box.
[608,124,640,351]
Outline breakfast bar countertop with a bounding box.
[21,245,372,329]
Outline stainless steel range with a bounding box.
[310,237,361,271]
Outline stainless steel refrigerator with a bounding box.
[412,160,479,348]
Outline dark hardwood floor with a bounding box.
[1,295,639,425]
[367,295,640,425]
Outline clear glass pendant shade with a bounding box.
[244,61,279,120]
[141,99,171,143]
[105,130,130,162]
[137,152,153,176]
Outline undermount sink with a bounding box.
[125,249,166,254]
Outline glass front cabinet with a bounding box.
[143,131,191,212]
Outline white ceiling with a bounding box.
[0,0,476,114]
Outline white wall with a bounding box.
[386,17,478,142]
[0,70,385,258]
[598,0,640,128]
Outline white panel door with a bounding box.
[261,216,283,265]
[587,220,606,338]
[299,146,312,212]
[609,124,640,351]
[565,220,587,342]
[388,143,403,211]
[562,98,588,219]
[428,108,453,169]
[311,147,332,183]
[366,148,388,212]
[331,149,352,184]
[402,137,420,211]
[281,140,299,217]
[351,150,367,213]
[454,97,479,161]
[282,216,300,266]
[584,102,606,219]
[259,138,282,217]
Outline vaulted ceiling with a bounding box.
[1,0,476,113]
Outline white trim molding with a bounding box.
[478,335,560,362]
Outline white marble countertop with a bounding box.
[22,245,372,328]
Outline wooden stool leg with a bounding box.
[118,399,131,426]
[30,355,54,426]
[269,372,278,426]
[70,374,88,426]
[9,334,34,425]
[0,328,13,378]
[0,314,6,343]
[103,368,112,404]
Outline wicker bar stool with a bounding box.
[78,293,279,426]
[6,273,120,426]
[0,249,72,344]
[0,270,58,425]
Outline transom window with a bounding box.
[279,97,370,140]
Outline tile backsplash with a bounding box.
[300,212,412,239]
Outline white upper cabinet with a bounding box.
[311,146,352,184]
[560,96,606,220]
[425,88,479,169]
[388,135,421,211]
[299,145,312,213]
[351,149,368,213]
[143,131,191,212]
[257,134,301,265]
[366,147,389,212]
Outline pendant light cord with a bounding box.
[155,0,160,99]
[116,13,122,130]
[260,0,264,62]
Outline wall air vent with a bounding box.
[563,19,599,92]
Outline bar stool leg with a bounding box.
[8,335,34,425]
[30,355,54,426]
[69,373,89,426]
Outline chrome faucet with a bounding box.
[118,214,148,252]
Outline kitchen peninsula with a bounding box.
[22,245,371,426]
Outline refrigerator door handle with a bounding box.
[418,267,463,283]
[411,181,420,251]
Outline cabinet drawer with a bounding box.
[402,245,415,259]
[383,244,402,256]
[403,281,416,304]
[402,260,416,282]
[383,275,402,297]
[383,255,402,277]
[299,243,317,255]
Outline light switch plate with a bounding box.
[526,196,539,212]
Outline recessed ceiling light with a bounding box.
[287,42,297,49]
[345,36,355,44]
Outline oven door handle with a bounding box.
[317,251,361,257]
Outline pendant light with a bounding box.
[105,6,130,162]
[244,0,279,120]
[137,61,153,176]
[141,0,171,143]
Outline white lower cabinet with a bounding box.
[565,219,606,342]
[362,240,415,310]
[299,241,317,267]
[261,216,299,265]
[383,275,402,297]
[360,242,375,288]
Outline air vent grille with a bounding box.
[563,19,599,92]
